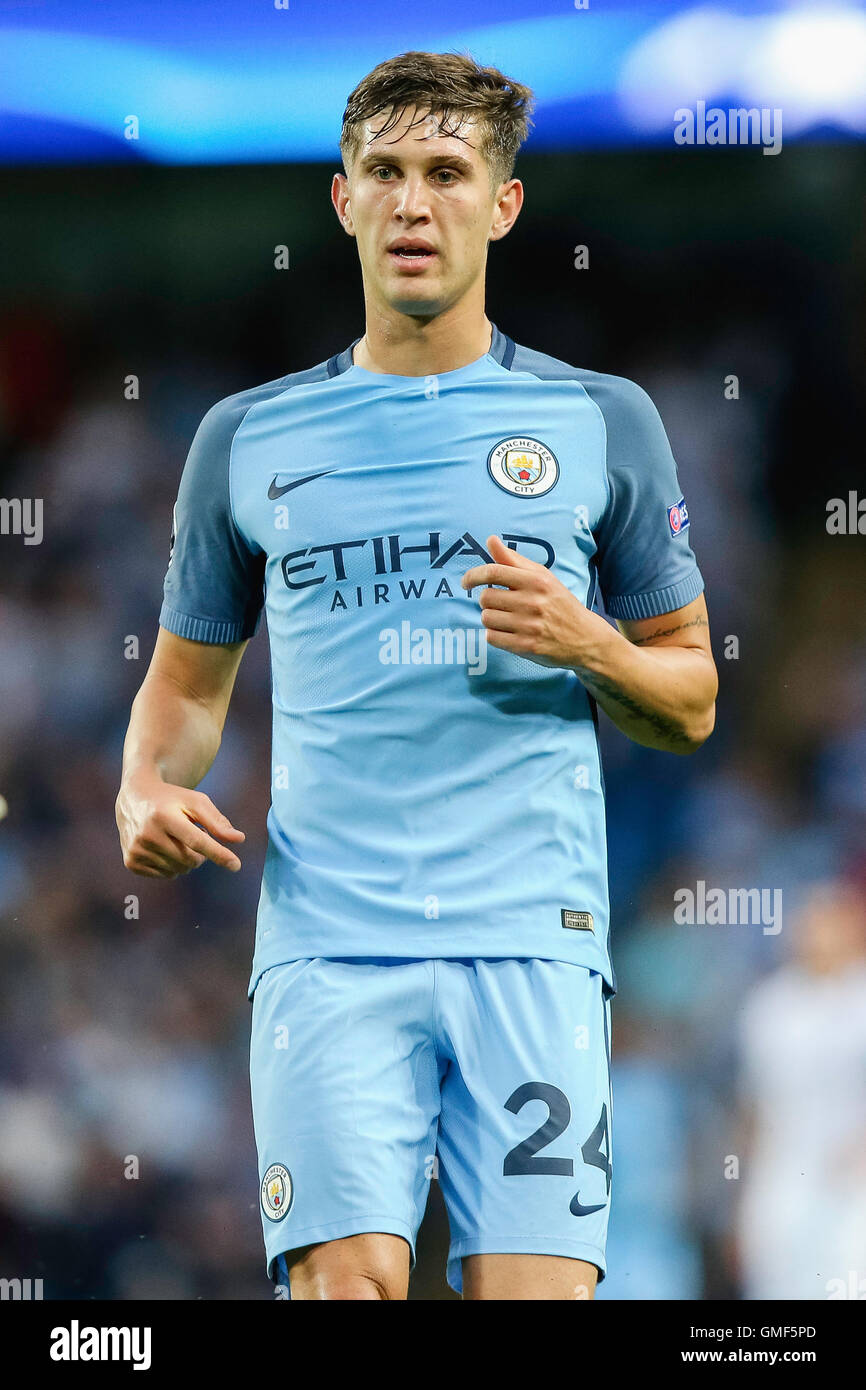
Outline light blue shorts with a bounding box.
[250,956,612,1295]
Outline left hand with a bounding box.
[461,535,609,669]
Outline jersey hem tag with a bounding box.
[561,909,594,931]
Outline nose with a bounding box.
[394,174,431,223]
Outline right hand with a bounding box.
[115,775,245,878]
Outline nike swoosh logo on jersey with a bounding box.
[569,1192,606,1217]
[268,469,335,499]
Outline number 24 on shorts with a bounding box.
[503,1082,611,1216]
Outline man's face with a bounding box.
[333,106,520,319]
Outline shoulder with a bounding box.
[193,357,335,452]
[508,341,661,430]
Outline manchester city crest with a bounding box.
[261,1163,293,1222]
[487,436,560,497]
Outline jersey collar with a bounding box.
[326,322,515,377]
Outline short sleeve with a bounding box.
[586,375,704,621]
[159,396,265,644]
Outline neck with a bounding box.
[353,296,493,377]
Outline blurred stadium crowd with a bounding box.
[1,149,865,1299]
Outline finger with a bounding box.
[186,794,246,843]
[486,534,537,568]
[175,822,243,872]
[127,851,181,879]
[478,586,524,610]
[137,827,202,867]
[139,829,207,871]
[164,832,207,870]
[147,809,243,872]
[462,563,536,593]
[480,609,526,633]
[483,629,536,653]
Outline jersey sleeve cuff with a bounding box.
[604,568,705,621]
[159,601,258,644]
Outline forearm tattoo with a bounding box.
[578,669,695,749]
[629,614,708,647]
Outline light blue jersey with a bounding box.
[161,325,703,997]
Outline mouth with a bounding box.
[387,241,438,272]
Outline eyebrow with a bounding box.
[357,151,476,176]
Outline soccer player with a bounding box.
[116,51,717,1301]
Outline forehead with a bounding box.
[359,105,481,162]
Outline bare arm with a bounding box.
[115,626,249,878]
[463,535,717,754]
[577,594,717,754]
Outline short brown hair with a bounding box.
[340,50,534,188]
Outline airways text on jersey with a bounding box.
[279,530,554,607]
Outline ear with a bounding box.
[489,178,524,243]
[331,171,355,237]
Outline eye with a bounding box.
[373,166,394,180]
[433,168,457,184]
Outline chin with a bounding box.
[388,292,446,317]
